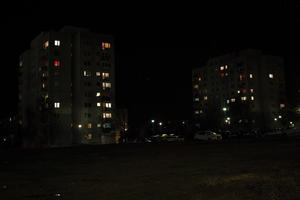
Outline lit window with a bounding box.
[83,70,91,77]
[54,60,61,67]
[195,110,199,114]
[101,42,111,50]
[220,66,224,70]
[42,83,46,88]
[96,72,101,76]
[102,72,110,79]
[269,74,274,79]
[250,89,254,93]
[97,123,101,128]
[195,98,199,102]
[54,102,60,108]
[225,65,228,69]
[103,123,111,129]
[230,98,236,102]
[237,90,240,94]
[103,113,112,119]
[239,75,245,80]
[87,123,92,129]
[78,124,82,128]
[200,110,203,114]
[96,92,101,97]
[54,40,60,46]
[97,102,101,107]
[204,96,208,100]
[84,133,92,140]
[226,100,230,104]
[43,41,49,49]
[103,82,111,89]
[280,104,285,109]
[198,77,202,81]
[249,74,253,78]
[241,97,247,101]
[19,61,23,67]
[251,96,255,101]
[194,84,199,89]
[105,103,112,108]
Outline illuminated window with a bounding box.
[198,77,202,81]
[102,72,110,79]
[194,84,199,89]
[220,66,224,70]
[231,98,236,102]
[195,110,199,114]
[250,89,254,93]
[241,97,247,101]
[280,104,285,109]
[237,90,240,94]
[97,102,101,107]
[54,60,60,67]
[96,92,101,97]
[226,100,230,104]
[19,61,23,67]
[269,74,274,79]
[43,41,49,49]
[84,133,92,140]
[249,74,253,78]
[239,75,245,80]
[54,40,60,46]
[78,124,82,128]
[105,103,112,108]
[195,98,199,101]
[103,82,111,89]
[87,123,92,128]
[83,70,91,77]
[101,42,111,50]
[42,83,46,88]
[103,123,111,129]
[204,96,208,100]
[54,102,60,108]
[103,113,112,119]
[251,96,255,101]
[225,65,228,69]
[97,123,101,128]
[96,72,101,76]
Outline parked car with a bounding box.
[194,131,222,141]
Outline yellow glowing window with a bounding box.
[269,74,274,78]
[102,72,110,79]
[231,98,236,102]
[251,96,255,101]
[241,97,247,101]
[105,103,112,108]
[102,42,111,50]
[280,104,285,109]
[97,123,101,128]
[194,84,199,89]
[250,89,254,93]
[102,82,111,89]
[87,123,92,128]
[54,102,60,108]
[225,65,228,69]
[78,124,82,128]
[237,90,240,94]
[204,96,208,100]
[96,72,101,76]
[220,66,224,70]
[84,133,92,140]
[249,74,253,78]
[96,92,101,97]
[103,113,112,119]
[43,41,49,49]
[97,102,101,107]
[198,77,202,81]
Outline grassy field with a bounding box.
[1,138,300,200]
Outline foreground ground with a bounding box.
[1,138,300,200]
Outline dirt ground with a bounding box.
[1,138,300,200]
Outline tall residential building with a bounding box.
[18,26,116,147]
[192,49,286,131]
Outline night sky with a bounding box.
[1,1,299,125]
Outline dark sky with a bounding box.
[1,1,299,124]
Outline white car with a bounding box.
[194,131,222,141]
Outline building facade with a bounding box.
[18,26,116,147]
[192,49,286,132]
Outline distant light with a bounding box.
[290,121,293,124]
[222,107,227,111]
[78,124,82,128]
[182,121,185,125]
[274,118,278,121]
[278,115,282,119]
[151,120,155,123]
[226,117,230,120]
[159,122,162,126]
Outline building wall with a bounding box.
[18,27,116,147]
[192,49,286,131]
